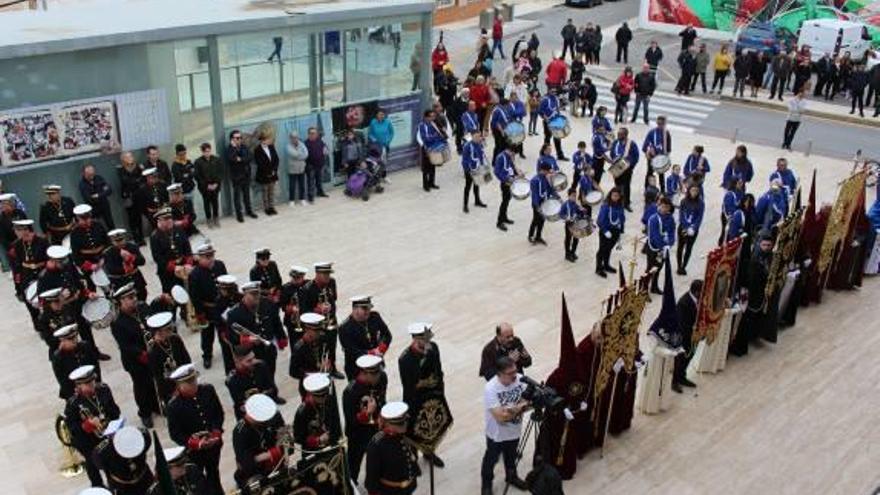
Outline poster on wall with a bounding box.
[331,100,380,176]
[57,101,119,154]
[0,109,61,166]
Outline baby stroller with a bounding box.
[345,147,386,201]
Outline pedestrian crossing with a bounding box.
[586,79,721,134]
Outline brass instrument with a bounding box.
[54,414,84,478]
[318,287,337,331]
[360,392,377,425]
[231,323,271,347]
[319,344,331,373]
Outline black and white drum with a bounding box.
[82,297,115,330]
[548,115,571,139]
[171,285,189,306]
[504,121,526,145]
[427,144,451,166]
[584,189,605,206]
[540,198,563,222]
[568,219,593,238]
[650,154,671,174]
[25,281,39,308]
[608,158,630,179]
[90,268,111,294]
[511,177,530,200]
[472,164,493,186]
[551,172,569,192]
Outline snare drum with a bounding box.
[511,177,531,200]
[82,297,115,330]
[427,144,450,166]
[189,233,209,250]
[540,198,563,222]
[608,158,630,178]
[671,192,683,207]
[472,164,493,186]
[584,190,605,206]
[91,268,111,292]
[61,234,71,250]
[568,219,594,238]
[25,281,39,308]
[504,121,526,145]
[650,154,671,174]
[551,172,569,192]
[548,115,571,139]
[171,285,190,306]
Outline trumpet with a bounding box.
[318,288,337,331]
[231,323,271,347]
[360,393,378,425]
[319,344,331,373]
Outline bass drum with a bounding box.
[510,177,530,200]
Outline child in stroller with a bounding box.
[345,145,386,201]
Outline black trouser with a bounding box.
[255,342,278,378]
[614,170,633,208]
[93,201,116,230]
[217,325,235,374]
[711,70,728,92]
[782,120,800,148]
[852,90,865,115]
[614,95,629,123]
[201,187,220,220]
[529,206,545,240]
[690,72,707,93]
[126,205,144,243]
[718,212,728,246]
[597,230,620,269]
[593,157,606,185]
[814,76,827,97]
[631,95,649,123]
[646,247,663,291]
[191,446,224,495]
[492,128,508,161]
[562,40,575,60]
[676,71,693,94]
[481,437,519,489]
[201,322,217,361]
[581,99,595,117]
[347,429,375,482]
[769,74,786,99]
[673,344,692,383]
[127,363,161,419]
[616,43,628,63]
[542,120,564,158]
[232,180,254,216]
[421,150,436,190]
[676,226,696,270]
[564,222,579,256]
[645,169,666,195]
[464,173,482,207]
[76,443,104,487]
[733,77,746,97]
[498,182,512,225]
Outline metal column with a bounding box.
[309,34,320,110]
[206,35,233,216]
[419,12,433,110]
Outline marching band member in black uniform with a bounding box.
[51,323,101,400]
[461,132,489,213]
[398,322,447,468]
[645,196,677,294]
[365,401,422,495]
[215,274,242,374]
[609,127,640,211]
[280,265,309,348]
[38,184,76,245]
[167,183,199,238]
[596,187,626,277]
[299,262,343,379]
[343,354,388,484]
[226,345,282,420]
[1,193,28,261]
[146,312,191,407]
[188,242,228,369]
[294,373,343,493]
[8,219,48,328]
[103,228,148,301]
[134,168,168,230]
[338,295,392,380]
[95,424,155,494]
[70,204,109,275]
[148,446,208,495]
[232,394,287,490]
[64,365,120,488]
[642,116,672,193]
[290,313,331,396]
[149,207,193,294]
[249,248,283,303]
[166,364,225,495]
[36,288,91,358]
[226,281,286,377]
[110,283,162,427]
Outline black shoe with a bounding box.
[236,214,245,223]
[557,156,569,162]
[268,208,278,215]
[98,352,112,361]
[463,205,469,213]
[680,377,697,388]
[482,487,493,495]
[604,265,617,274]
[318,192,329,197]
[651,287,663,295]
[565,253,576,263]
[596,268,607,278]
[624,205,633,212]
[497,223,508,231]
[504,219,515,225]
[629,118,636,123]
[247,212,258,219]
[671,382,683,393]
[264,209,272,216]
[572,252,579,260]
[424,452,445,468]
[534,238,547,246]
[677,267,687,275]
[137,240,147,247]
[330,370,345,380]
[507,476,529,491]
[273,396,287,405]
[424,187,431,192]
[475,202,488,208]
[203,356,212,369]
[141,415,154,429]
[430,184,440,190]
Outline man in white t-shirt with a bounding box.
[481,356,530,495]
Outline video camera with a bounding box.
[519,375,565,416]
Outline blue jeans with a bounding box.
[288,173,305,201]
[491,39,505,59]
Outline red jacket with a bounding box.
[492,19,503,40]
[545,59,568,86]
[469,83,491,109]
[431,49,449,72]
[616,73,635,96]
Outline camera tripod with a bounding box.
[501,407,546,495]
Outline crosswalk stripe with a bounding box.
[593,95,710,120]
[591,79,721,107]
[666,124,695,134]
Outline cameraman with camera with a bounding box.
[482,356,531,495]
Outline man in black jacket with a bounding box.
[644,41,663,71]
[631,63,656,124]
[676,47,697,95]
[672,279,702,392]
[615,22,632,64]
[560,19,577,60]
[850,64,870,117]
[253,135,279,216]
[679,24,698,51]
[79,163,115,230]
[225,130,257,223]
[813,54,831,97]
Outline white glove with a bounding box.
[563,408,574,421]
[604,230,612,239]
[687,228,695,237]
[803,258,812,268]
[613,357,625,373]
[579,401,589,411]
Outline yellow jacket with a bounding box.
[714,52,733,71]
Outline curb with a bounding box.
[719,95,880,128]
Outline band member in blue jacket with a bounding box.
[506,93,528,158]
[683,145,710,188]
[461,133,489,213]
[609,127,640,211]
[646,196,676,293]
[572,141,593,186]
[493,149,518,231]
[768,157,798,199]
[591,122,611,185]
[529,161,559,245]
[676,185,704,275]
[665,164,684,197]
[417,109,447,192]
[642,115,672,193]
[722,145,754,190]
[461,101,481,137]
[560,189,587,262]
[490,99,511,161]
[577,167,597,218]
[596,187,625,277]
[536,144,560,174]
[538,88,567,161]
[591,106,613,136]
[754,180,788,231]
[719,178,744,244]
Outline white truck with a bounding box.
[797,19,871,62]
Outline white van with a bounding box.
[797,19,871,62]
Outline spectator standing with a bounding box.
[710,44,733,93]
[644,41,663,72]
[592,25,603,65]
[578,78,598,118]
[569,54,585,85]
[613,67,635,124]
[194,142,223,227]
[286,132,308,206]
[615,22,632,64]
[367,109,395,160]
[305,127,330,202]
[782,89,807,150]
[431,42,449,79]
[267,36,283,62]
[78,163,115,230]
[225,129,257,223]
[145,145,172,184]
[339,129,363,177]
[527,33,540,53]
[410,43,421,91]
[561,19,577,60]
[436,66,459,115]
[676,47,697,95]
[792,46,812,94]
[545,53,568,92]
[470,76,492,131]
[864,62,879,109]
[850,64,869,117]
[254,135,280,216]
[732,49,750,97]
[679,24,698,51]
[768,50,793,100]
[813,54,831,97]
[691,43,710,93]
[631,63,656,124]
[749,51,768,97]
[171,144,196,199]
[825,57,841,100]
[839,52,853,97]
[576,25,590,63]
[117,152,145,244]
[491,14,505,59]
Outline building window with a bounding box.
[436,0,455,8]
[343,19,422,102]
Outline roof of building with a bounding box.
[0,0,433,60]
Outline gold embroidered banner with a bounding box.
[692,236,743,346]
[817,171,867,275]
[763,208,804,312]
